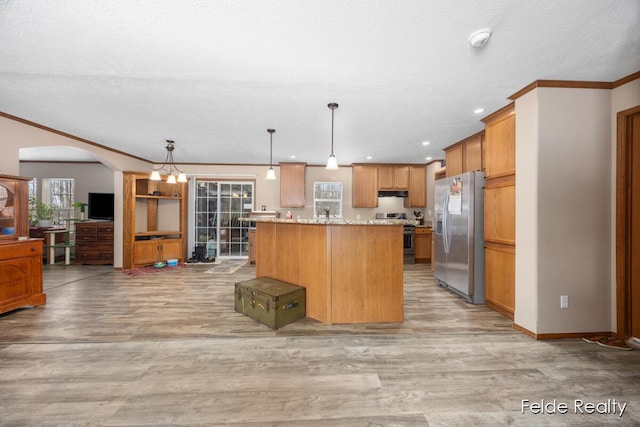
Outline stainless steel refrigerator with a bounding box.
[433,171,485,304]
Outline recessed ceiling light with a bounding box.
[366,156,372,160]
[422,141,430,146]
[426,156,432,161]
[473,108,485,114]
[290,155,296,159]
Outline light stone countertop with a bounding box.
[240,217,418,226]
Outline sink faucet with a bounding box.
[324,208,330,219]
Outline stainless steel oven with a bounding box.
[403,225,415,264]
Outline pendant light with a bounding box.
[150,140,187,183]
[266,129,276,180]
[326,102,339,170]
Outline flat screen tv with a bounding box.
[87,192,114,221]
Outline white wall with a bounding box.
[514,90,539,332]
[19,161,114,204]
[515,87,612,334]
[426,161,445,226]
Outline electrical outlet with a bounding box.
[560,295,569,308]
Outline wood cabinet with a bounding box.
[444,131,484,177]
[256,222,403,324]
[133,239,183,265]
[415,227,432,263]
[0,239,46,314]
[352,164,378,208]
[465,133,483,172]
[405,165,427,208]
[484,110,515,178]
[123,172,188,269]
[0,174,45,314]
[445,144,464,177]
[481,104,515,319]
[352,164,426,208]
[74,222,114,265]
[378,165,409,190]
[0,173,30,241]
[280,163,306,208]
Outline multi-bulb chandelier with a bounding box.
[150,140,187,184]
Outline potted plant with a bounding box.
[72,201,88,220]
[29,197,55,227]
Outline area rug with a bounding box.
[582,335,633,351]
[204,259,247,274]
[124,263,191,276]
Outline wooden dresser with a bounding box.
[74,222,114,265]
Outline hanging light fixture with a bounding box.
[326,102,339,170]
[266,129,276,180]
[150,140,188,184]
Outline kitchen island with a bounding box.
[250,218,412,324]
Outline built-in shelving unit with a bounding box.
[123,171,188,269]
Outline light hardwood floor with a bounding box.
[0,263,638,426]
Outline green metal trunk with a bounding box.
[235,277,306,329]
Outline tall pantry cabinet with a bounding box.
[123,172,188,269]
[482,103,516,319]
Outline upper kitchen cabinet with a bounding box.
[404,165,427,208]
[378,165,409,190]
[483,106,515,179]
[444,131,484,177]
[444,143,464,177]
[352,164,378,208]
[280,162,306,208]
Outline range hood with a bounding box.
[378,190,409,198]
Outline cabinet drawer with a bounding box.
[75,251,113,261]
[97,233,114,241]
[415,227,431,235]
[75,225,98,235]
[0,240,42,260]
[97,225,114,234]
[76,234,97,242]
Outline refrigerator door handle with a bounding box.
[443,190,450,254]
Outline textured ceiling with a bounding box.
[1,0,639,165]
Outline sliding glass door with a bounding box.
[194,180,254,259]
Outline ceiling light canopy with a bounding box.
[326,102,339,170]
[266,129,276,180]
[469,28,492,48]
[150,140,187,183]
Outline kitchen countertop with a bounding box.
[241,217,417,226]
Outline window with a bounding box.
[313,182,342,218]
[194,180,254,258]
[28,178,37,200]
[42,178,74,224]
